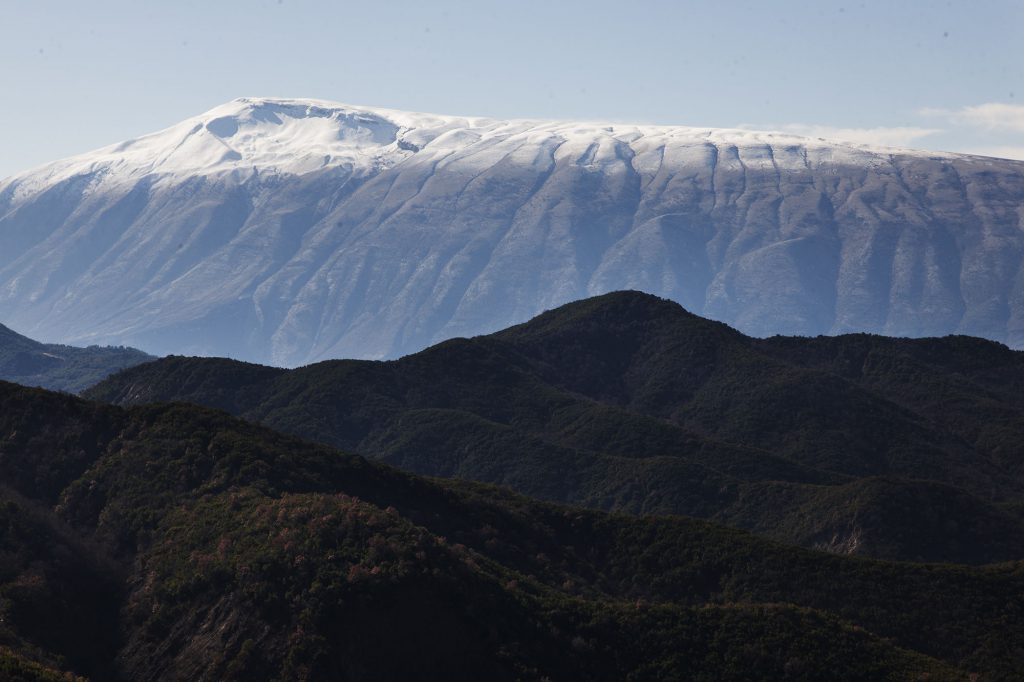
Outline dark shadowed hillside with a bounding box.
[0,323,152,393]
[87,291,1024,564]
[0,380,1020,680]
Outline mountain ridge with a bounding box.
[4,96,969,189]
[87,291,1024,564]
[0,320,152,393]
[3,98,1024,364]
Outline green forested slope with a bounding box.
[0,381,1019,680]
[87,292,1024,564]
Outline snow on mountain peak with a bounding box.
[7,96,978,204]
[4,98,472,199]
[1,97,1023,365]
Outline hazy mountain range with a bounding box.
[2,97,1023,366]
[0,321,151,392]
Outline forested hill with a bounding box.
[0,322,152,393]
[87,291,1024,564]
[0,379,1020,680]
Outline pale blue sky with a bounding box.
[2,0,1022,179]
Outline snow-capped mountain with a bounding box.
[2,97,1023,365]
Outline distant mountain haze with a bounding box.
[2,98,1023,365]
[0,321,152,392]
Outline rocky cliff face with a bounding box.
[2,97,1022,365]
